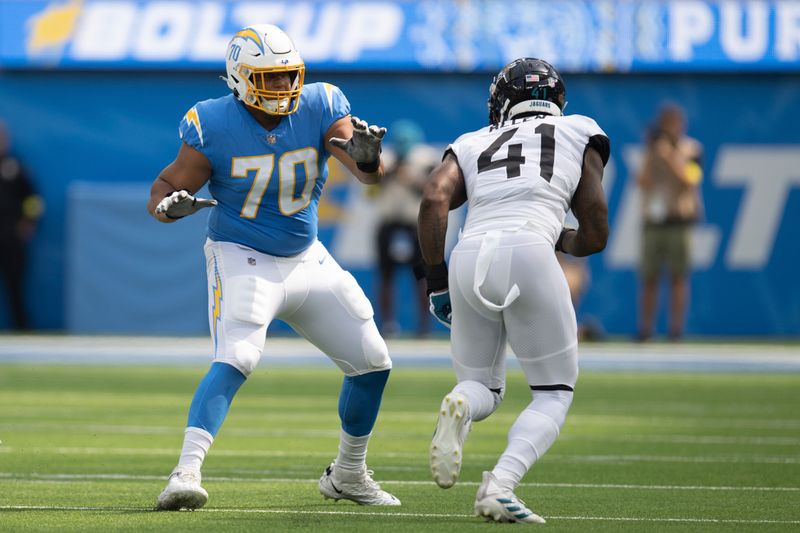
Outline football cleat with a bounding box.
[430,392,471,488]
[319,463,401,506]
[474,471,545,524]
[156,467,209,511]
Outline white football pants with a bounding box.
[449,230,579,391]
[204,239,391,377]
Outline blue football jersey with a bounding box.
[178,83,350,256]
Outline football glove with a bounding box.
[155,190,217,220]
[330,116,386,170]
[429,290,452,328]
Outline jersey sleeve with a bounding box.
[444,131,471,164]
[573,115,611,167]
[178,105,208,155]
[319,83,351,138]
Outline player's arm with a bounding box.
[557,146,609,257]
[326,116,385,185]
[418,152,467,268]
[416,152,466,327]
[147,143,215,223]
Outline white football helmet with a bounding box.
[224,24,305,115]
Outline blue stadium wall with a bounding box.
[0,70,798,336]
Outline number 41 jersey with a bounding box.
[448,114,609,245]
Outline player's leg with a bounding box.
[280,243,398,505]
[476,238,577,523]
[430,239,509,489]
[157,240,281,510]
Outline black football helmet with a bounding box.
[488,58,566,126]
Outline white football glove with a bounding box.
[155,190,217,219]
[329,116,386,165]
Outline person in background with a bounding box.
[637,104,703,341]
[372,120,437,337]
[0,121,44,331]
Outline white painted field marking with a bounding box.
[3,446,798,464]
[3,422,799,446]
[1,472,798,492]
[1,505,799,525]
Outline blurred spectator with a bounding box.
[372,120,437,336]
[637,104,703,341]
[0,121,44,331]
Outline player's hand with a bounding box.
[330,116,386,165]
[155,190,217,220]
[429,290,452,328]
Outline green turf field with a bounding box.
[1,364,798,531]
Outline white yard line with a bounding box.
[3,422,799,445]
[1,505,798,525]
[1,472,798,492]
[2,446,798,464]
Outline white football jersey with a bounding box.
[448,114,608,245]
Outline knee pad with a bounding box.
[361,329,391,371]
[216,343,262,377]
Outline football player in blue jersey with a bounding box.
[147,24,399,510]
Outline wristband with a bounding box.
[423,262,448,294]
[356,159,380,173]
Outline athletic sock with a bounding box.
[177,427,214,471]
[492,390,573,490]
[338,369,390,437]
[175,361,246,472]
[452,380,500,421]
[186,361,247,437]
[335,429,370,473]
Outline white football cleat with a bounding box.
[319,463,401,506]
[474,471,545,524]
[430,392,471,488]
[156,467,209,511]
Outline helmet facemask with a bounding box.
[239,63,305,116]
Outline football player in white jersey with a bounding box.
[418,58,609,523]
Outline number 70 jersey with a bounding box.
[447,114,609,245]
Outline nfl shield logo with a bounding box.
[266,134,278,144]
[248,257,256,266]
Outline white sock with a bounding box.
[452,380,500,421]
[492,390,573,490]
[177,427,214,471]
[335,430,370,472]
